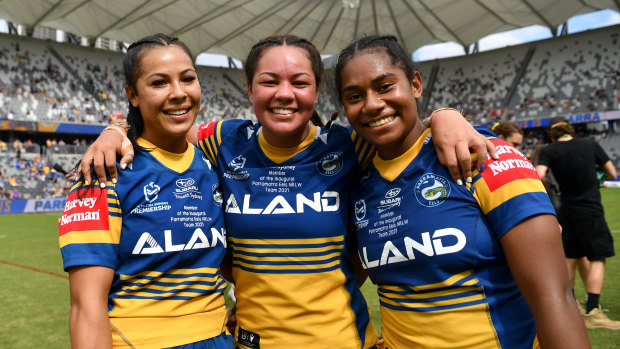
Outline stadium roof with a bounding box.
[0,0,618,60]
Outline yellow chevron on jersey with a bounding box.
[374,129,430,181]
[473,177,548,214]
[258,126,317,163]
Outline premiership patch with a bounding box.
[238,327,260,349]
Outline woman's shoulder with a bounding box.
[197,119,257,142]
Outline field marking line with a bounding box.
[0,259,68,280]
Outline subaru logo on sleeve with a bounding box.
[143,182,160,203]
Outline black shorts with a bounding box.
[558,206,615,260]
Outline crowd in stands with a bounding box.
[0,138,79,200]
[0,25,619,202]
[1,25,617,127]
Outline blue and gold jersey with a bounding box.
[59,139,228,349]
[198,119,378,349]
[351,128,554,349]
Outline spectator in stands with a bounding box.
[490,121,523,148]
[536,117,619,330]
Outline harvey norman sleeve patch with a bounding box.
[59,186,109,236]
[480,139,540,192]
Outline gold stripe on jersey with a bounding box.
[137,138,195,173]
[59,227,121,248]
[258,126,316,164]
[381,302,501,349]
[119,267,221,280]
[374,128,431,181]
[110,300,227,349]
[378,270,486,310]
[229,236,345,272]
[351,130,375,166]
[228,236,344,245]
[473,177,547,214]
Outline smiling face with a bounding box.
[247,45,319,148]
[125,45,200,153]
[339,49,423,159]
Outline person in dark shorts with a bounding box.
[536,117,618,330]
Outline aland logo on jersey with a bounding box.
[317,151,343,176]
[415,173,450,207]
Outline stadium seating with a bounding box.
[1,24,619,188]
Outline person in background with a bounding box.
[490,121,523,148]
[59,33,233,348]
[536,117,619,330]
[336,34,590,348]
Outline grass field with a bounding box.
[1,189,619,348]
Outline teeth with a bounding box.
[166,109,189,115]
[368,116,394,127]
[272,108,294,115]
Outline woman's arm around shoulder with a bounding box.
[68,265,115,349]
[500,214,590,348]
[427,109,498,184]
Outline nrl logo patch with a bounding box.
[143,182,160,203]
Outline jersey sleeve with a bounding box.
[196,119,250,166]
[343,125,375,170]
[58,181,122,271]
[472,132,555,238]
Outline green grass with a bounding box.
[0,189,619,348]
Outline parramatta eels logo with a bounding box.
[317,152,343,176]
[143,182,160,203]
[415,173,450,207]
[212,184,223,206]
[353,199,369,230]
